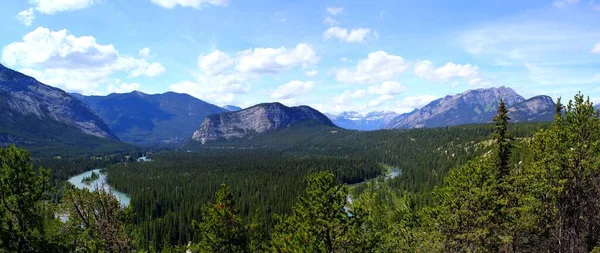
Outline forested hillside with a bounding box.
[1,94,599,252]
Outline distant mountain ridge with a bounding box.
[0,63,118,140]
[73,91,228,145]
[192,102,336,142]
[506,95,555,123]
[223,105,242,111]
[326,111,398,130]
[385,87,552,129]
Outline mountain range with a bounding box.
[192,102,335,142]
[385,87,555,129]
[325,111,399,131]
[0,64,574,151]
[0,63,133,154]
[72,91,228,145]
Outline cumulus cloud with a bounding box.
[150,0,229,9]
[394,95,437,113]
[414,60,479,83]
[170,44,319,105]
[336,51,408,84]
[324,16,339,26]
[305,69,318,77]
[139,47,151,58]
[367,81,406,95]
[326,7,343,15]
[31,0,98,14]
[331,90,368,106]
[1,27,165,94]
[107,79,141,93]
[17,8,35,26]
[198,50,234,75]
[592,43,600,54]
[323,27,371,43]
[237,43,319,74]
[368,95,395,107]
[552,0,579,8]
[270,80,315,99]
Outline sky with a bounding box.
[1,0,600,115]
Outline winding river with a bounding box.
[67,169,131,207]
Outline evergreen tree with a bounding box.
[493,99,513,180]
[0,145,54,252]
[524,93,600,252]
[192,184,247,253]
[271,172,350,253]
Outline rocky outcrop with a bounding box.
[507,95,555,122]
[0,63,118,140]
[192,102,336,142]
[386,87,526,129]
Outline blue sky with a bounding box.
[1,0,599,114]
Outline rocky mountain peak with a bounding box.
[386,86,526,129]
[192,102,335,142]
[0,64,118,140]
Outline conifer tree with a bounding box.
[271,172,349,253]
[0,145,53,252]
[192,184,247,253]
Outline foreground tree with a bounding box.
[429,99,516,252]
[271,172,350,252]
[191,184,247,253]
[0,145,57,252]
[523,93,600,252]
[62,186,135,252]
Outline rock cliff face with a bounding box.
[326,111,399,130]
[73,91,227,145]
[192,102,336,142]
[0,63,118,140]
[507,95,556,122]
[386,87,526,129]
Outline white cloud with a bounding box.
[324,16,339,26]
[394,95,437,113]
[335,51,408,84]
[323,27,371,43]
[139,47,151,58]
[198,50,234,75]
[270,80,315,99]
[170,79,241,104]
[414,60,479,83]
[31,0,98,14]
[17,8,35,26]
[326,7,343,15]
[367,81,406,95]
[171,44,319,105]
[237,43,319,74]
[107,80,141,93]
[305,69,318,77]
[131,62,166,77]
[592,43,600,54]
[332,89,367,104]
[1,27,165,94]
[552,0,579,8]
[150,0,229,9]
[368,95,395,107]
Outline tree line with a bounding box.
[1,93,598,252]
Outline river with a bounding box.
[67,169,131,207]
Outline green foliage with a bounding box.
[192,184,247,253]
[271,172,350,252]
[62,186,135,252]
[518,93,600,252]
[0,145,56,252]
